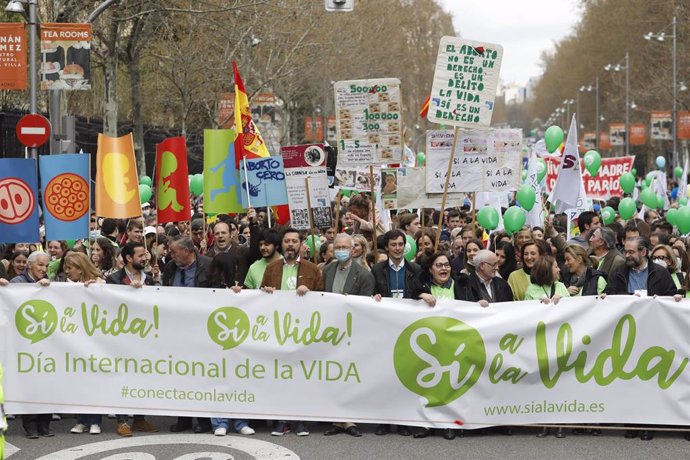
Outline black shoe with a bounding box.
[639,430,654,441]
[591,428,602,436]
[194,424,212,434]
[324,425,345,436]
[442,428,456,440]
[413,428,431,439]
[375,424,390,436]
[170,422,193,432]
[345,426,362,437]
[536,427,550,438]
[684,432,690,441]
[625,429,638,439]
[26,428,39,439]
[397,425,411,436]
[555,427,566,439]
[572,427,586,435]
[38,423,54,437]
[497,427,512,436]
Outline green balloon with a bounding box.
[521,170,528,181]
[503,206,526,235]
[544,126,564,153]
[139,184,152,204]
[631,168,637,176]
[516,185,536,211]
[601,206,616,225]
[680,197,689,206]
[404,234,417,262]
[416,152,425,167]
[190,173,204,196]
[675,166,684,178]
[139,175,152,187]
[644,172,654,187]
[477,206,499,230]
[619,172,635,194]
[656,194,665,210]
[677,207,690,234]
[618,197,637,220]
[666,208,679,226]
[583,150,602,176]
[640,188,658,208]
[536,158,547,183]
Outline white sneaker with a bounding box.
[239,426,255,435]
[89,424,101,435]
[70,423,88,433]
[52,414,62,421]
[214,427,227,436]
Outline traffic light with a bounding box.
[325,0,354,12]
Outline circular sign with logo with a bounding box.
[0,177,35,224]
[16,113,51,148]
[44,173,89,221]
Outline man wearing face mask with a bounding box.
[320,233,374,438]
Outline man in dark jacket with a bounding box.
[605,237,677,297]
[162,236,212,434]
[467,250,513,304]
[371,230,421,437]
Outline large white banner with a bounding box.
[1,284,690,429]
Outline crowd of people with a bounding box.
[1,192,690,442]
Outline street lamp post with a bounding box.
[644,16,678,168]
[579,77,600,149]
[605,54,630,156]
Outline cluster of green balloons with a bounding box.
[139,175,153,204]
[190,173,204,196]
[640,188,665,209]
[544,126,564,153]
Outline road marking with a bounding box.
[5,441,19,457]
[33,434,299,459]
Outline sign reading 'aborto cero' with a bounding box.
[428,37,503,129]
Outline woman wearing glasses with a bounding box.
[651,244,684,290]
[411,251,472,441]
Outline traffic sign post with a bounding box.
[16,114,51,149]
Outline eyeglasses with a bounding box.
[433,262,451,269]
[482,261,499,268]
[652,255,669,261]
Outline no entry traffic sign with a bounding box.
[16,114,51,148]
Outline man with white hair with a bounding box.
[467,249,513,304]
[323,233,375,298]
[589,227,624,280]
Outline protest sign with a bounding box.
[425,129,521,194]
[335,166,381,192]
[582,132,597,151]
[3,285,690,429]
[0,23,26,90]
[282,144,331,230]
[629,123,647,145]
[239,156,288,208]
[0,158,40,243]
[651,111,673,140]
[428,37,503,128]
[609,123,626,146]
[40,23,92,90]
[334,78,403,164]
[394,167,464,209]
[545,155,634,200]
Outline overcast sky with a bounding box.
[438,0,582,86]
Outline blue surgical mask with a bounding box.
[334,249,351,262]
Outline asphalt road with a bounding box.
[3,416,690,459]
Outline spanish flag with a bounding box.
[233,62,270,168]
[96,133,141,218]
[419,95,430,119]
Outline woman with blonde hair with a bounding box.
[563,245,607,296]
[351,234,371,271]
[63,251,104,435]
[651,244,684,290]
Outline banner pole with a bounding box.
[334,190,342,232]
[370,165,378,255]
[305,176,317,264]
[242,155,252,209]
[435,126,459,252]
[421,207,426,243]
[471,192,477,233]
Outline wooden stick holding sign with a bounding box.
[334,190,342,232]
[471,192,477,232]
[370,165,378,255]
[434,127,460,252]
[304,176,318,264]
